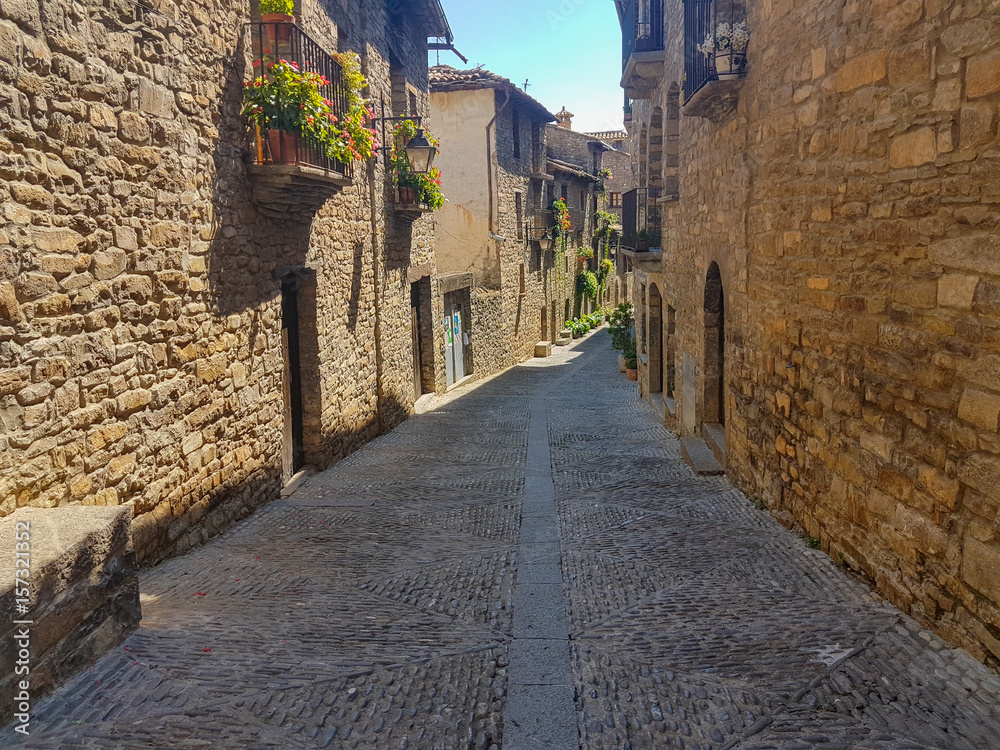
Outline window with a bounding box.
[610,192,622,208]
[409,91,418,116]
[560,184,567,201]
[512,111,520,159]
[580,190,585,210]
[515,192,523,240]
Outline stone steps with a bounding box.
[702,422,727,468]
[680,436,725,475]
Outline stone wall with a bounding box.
[627,0,1000,665]
[0,0,442,563]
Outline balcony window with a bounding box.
[248,21,354,179]
[621,187,662,250]
[683,0,748,107]
[620,0,665,99]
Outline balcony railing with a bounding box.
[249,21,353,179]
[621,187,662,250]
[684,0,747,104]
[622,0,665,69]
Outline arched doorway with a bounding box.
[648,284,662,394]
[703,263,725,425]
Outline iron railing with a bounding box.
[249,21,353,177]
[684,0,747,103]
[621,0,665,71]
[621,187,661,250]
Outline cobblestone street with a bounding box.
[7,332,1000,750]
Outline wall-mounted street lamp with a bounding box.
[403,128,437,174]
[537,230,554,252]
[373,99,438,174]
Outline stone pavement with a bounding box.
[5,331,1000,749]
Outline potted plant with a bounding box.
[698,21,750,80]
[608,302,634,372]
[390,120,444,210]
[624,337,638,380]
[636,228,649,251]
[260,0,294,19]
[260,0,294,42]
[242,52,377,166]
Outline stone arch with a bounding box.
[648,283,663,394]
[664,84,680,198]
[638,125,648,188]
[703,262,725,426]
[648,107,663,191]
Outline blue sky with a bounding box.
[432,0,626,133]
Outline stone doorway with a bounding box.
[281,275,305,481]
[410,278,435,399]
[703,262,725,426]
[648,284,663,393]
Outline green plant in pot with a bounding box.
[242,51,376,166]
[260,0,294,19]
[390,119,444,210]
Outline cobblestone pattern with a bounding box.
[553,341,1000,750]
[7,335,1000,749]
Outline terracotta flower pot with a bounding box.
[267,129,298,164]
[626,368,638,381]
[262,13,295,43]
[398,186,416,204]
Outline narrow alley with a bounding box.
[9,333,1000,750]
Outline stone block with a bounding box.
[959,453,1000,502]
[958,389,1000,432]
[32,227,83,254]
[888,40,929,86]
[959,103,996,149]
[836,50,886,92]
[937,274,978,309]
[91,249,127,280]
[890,127,936,168]
[115,389,151,415]
[929,233,1000,277]
[0,281,19,320]
[118,111,150,143]
[11,182,54,210]
[88,102,117,130]
[811,47,826,79]
[967,51,1000,99]
[0,506,140,727]
[962,537,1000,603]
[918,464,961,508]
[533,341,552,357]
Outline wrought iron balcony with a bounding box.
[620,0,665,100]
[621,187,662,251]
[683,0,748,118]
[247,20,353,215]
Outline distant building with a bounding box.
[430,68,618,379]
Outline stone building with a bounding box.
[0,0,453,564]
[617,0,1000,666]
[584,129,632,226]
[430,66,604,379]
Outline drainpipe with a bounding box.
[367,156,384,434]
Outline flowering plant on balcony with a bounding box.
[549,198,571,238]
[242,52,376,164]
[259,0,293,14]
[390,119,444,210]
[598,167,612,181]
[697,21,750,55]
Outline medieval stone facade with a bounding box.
[0,0,450,563]
[618,0,1000,666]
[431,66,604,381]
